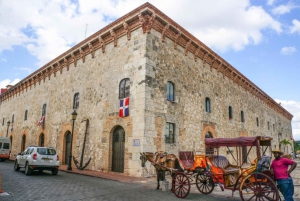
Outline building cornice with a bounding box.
[0,2,293,120]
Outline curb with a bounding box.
[0,172,4,193]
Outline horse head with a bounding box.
[140,152,147,167]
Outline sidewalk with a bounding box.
[58,165,148,183]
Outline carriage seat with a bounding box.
[179,151,194,169]
[208,155,239,174]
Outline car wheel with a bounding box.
[52,168,58,175]
[14,160,20,171]
[25,163,32,175]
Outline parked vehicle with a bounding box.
[0,137,11,161]
[14,146,60,175]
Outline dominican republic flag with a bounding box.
[119,97,129,117]
[37,116,45,126]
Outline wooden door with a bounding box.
[112,126,125,172]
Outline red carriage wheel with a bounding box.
[172,172,190,198]
[239,172,279,201]
[196,172,215,194]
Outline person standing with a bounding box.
[270,149,297,201]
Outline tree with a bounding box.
[294,141,300,153]
[280,139,292,154]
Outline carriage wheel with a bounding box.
[172,172,190,198]
[239,172,279,201]
[196,172,215,194]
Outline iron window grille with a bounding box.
[228,106,233,120]
[165,122,175,143]
[205,97,211,113]
[166,81,175,102]
[24,110,28,121]
[42,104,47,116]
[119,78,130,99]
[241,111,244,122]
[73,93,79,109]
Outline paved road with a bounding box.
[1,160,300,201]
[0,160,238,201]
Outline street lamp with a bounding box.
[6,121,10,137]
[67,110,77,171]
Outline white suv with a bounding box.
[14,146,60,175]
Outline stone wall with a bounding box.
[0,28,148,176]
[144,29,293,158]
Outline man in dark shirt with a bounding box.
[270,149,297,201]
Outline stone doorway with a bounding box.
[21,134,26,152]
[111,126,125,173]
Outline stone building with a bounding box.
[0,3,293,176]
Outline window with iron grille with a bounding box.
[166,81,174,101]
[42,104,47,116]
[205,97,211,113]
[228,106,233,119]
[241,111,244,122]
[165,122,175,143]
[119,78,130,99]
[73,93,79,109]
[24,110,28,121]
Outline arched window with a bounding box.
[24,110,28,121]
[205,97,211,113]
[228,106,233,119]
[256,117,259,127]
[119,78,130,99]
[42,104,47,116]
[73,93,79,109]
[205,132,214,155]
[166,81,174,101]
[39,133,45,147]
[241,111,244,122]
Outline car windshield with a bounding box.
[37,148,56,155]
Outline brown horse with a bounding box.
[140,152,183,189]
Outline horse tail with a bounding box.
[175,158,184,172]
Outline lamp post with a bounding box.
[67,110,77,171]
[6,121,10,137]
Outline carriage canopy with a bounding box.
[205,136,272,148]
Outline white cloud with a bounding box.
[272,3,296,15]
[0,78,21,89]
[1,58,7,62]
[276,99,300,141]
[281,46,297,55]
[267,0,276,6]
[0,0,282,67]
[290,19,300,34]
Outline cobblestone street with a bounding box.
[1,159,300,201]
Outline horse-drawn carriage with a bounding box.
[140,136,279,200]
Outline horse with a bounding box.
[140,152,183,190]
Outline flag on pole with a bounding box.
[119,97,129,117]
[37,116,45,126]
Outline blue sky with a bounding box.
[0,0,300,140]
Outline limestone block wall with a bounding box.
[144,29,293,158]
[0,28,148,176]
